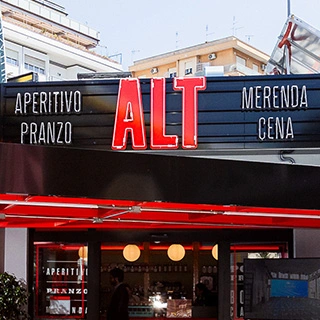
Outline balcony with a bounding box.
[1,0,100,49]
[195,63,224,76]
[195,62,261,77]
[226,63,261,75]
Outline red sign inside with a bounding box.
[112,77,206,150]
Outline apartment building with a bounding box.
[129,36,269,78]
[0,0,122,82]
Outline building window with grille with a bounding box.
[184,61,193,75]
[252,63,259,72]
[24,55,45,75]
[6,49,19,66]
[236,56,246,66]
[168,67,177,78]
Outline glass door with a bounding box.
[34,242,88,319]
[230,243,288,320]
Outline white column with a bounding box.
[0,228,4,273]
[4,228,28,281]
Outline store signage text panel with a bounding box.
[3,75,320,150]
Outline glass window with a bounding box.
[230,243,288,320]
[236,56,246,66]
[24,55,45,75]
[252,63,259,72]
[100,242,217,319]
[184,61,193,75]
[6,48,19,66]
[100,243,147,318]
[168,67,177,78]
[185,68,193,75]
[34,242,88,319]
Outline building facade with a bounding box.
[0,75,320,320]
[1,2,320,320]
[1,0,122,82]
[129,36,269,78]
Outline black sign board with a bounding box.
[1,74,320,151]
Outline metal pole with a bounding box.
[287,0,291,16]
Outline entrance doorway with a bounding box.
[32,229,292,320]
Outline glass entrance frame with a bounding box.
[34,242,88,319]
[229,243,288,320]
[31,229,293,320]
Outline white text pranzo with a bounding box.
[241,85,308,141]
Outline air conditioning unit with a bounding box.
[208,53,217,60]
[151,67,158,74]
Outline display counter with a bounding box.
[129,304,217,319]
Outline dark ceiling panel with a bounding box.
[0,142,320,210]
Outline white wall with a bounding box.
[49,63,67,81]
[0,229,4,273]
[4,228,28,281]
[66,65,95,80]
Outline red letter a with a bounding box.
[112,79,147,150]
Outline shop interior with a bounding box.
[32,229,291,320]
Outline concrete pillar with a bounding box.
[218,241,231,320]
[0,228,4,273]
[4,228,28,280]
[294,228,320,258]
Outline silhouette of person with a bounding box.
[194,282,216,306]
[107,268,129,320]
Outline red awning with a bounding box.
[1,143,320,230]
[1,193,320,229]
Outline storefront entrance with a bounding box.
[1,141,319,320]
[32,229,292,320]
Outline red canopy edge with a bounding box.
[1,193,320,229]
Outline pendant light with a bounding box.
[212,244,218,260]
[123,244,141,262]
[167,244,185,261]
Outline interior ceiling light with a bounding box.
[78,246,88,260]
[123,244,141,262]
[167,244,185,261]
[212,244,218,260]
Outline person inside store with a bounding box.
[194,282,217,307]
[107,267,130,320]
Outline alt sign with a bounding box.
[1,74,320,151]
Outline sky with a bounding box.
[56,0,320,70]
